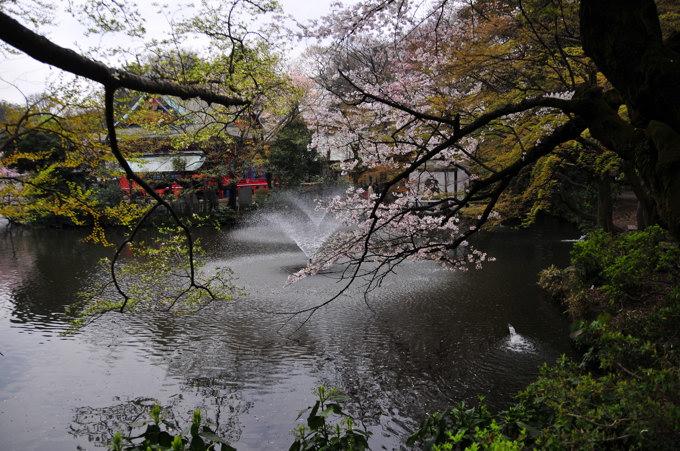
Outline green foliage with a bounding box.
[4,128,69,173]
[251,187,270,208]
[538,264,597,318]
[267,117,322,187]
[540,227,680,318]
[68,227,244,328]
[110,404,235,451]
[209,206,239,227]
[514,356,680,450]
[94,179,125,209]
[569,226,680,304]
[289,386,370,451]
[0,101,140,242]
[407,397,527,450]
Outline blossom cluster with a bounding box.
[288,185,494,287]
[291,0,578,286]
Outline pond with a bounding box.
[0,212,579,450]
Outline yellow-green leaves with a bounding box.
[70,227,244,329]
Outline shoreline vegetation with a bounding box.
[408,225,680,450]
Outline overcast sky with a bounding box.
[0,0,339,104]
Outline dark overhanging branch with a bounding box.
[332,67,576,218]
[367,95,574,219]
[0,11,250,109]
[103,86,216,312]
[0,9,258,313]
[460,118,586,194]
[277,115,587,333]
[422,118,588,251]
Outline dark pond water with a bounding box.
[0,214,579,450]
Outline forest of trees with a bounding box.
[1,0,679,449]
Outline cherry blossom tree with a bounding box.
[291,0,680,307]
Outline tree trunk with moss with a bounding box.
[580,0,680,240]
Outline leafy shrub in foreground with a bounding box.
[110,404,234,451]
[407,397,527,450]
[290,386,370,451]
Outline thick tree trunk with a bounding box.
[621,160,657,229]
[580,0,680,240]
[596,174,615,232]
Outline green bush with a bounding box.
[210,206,238,226]
[289,386,370,451]
[407,397,527,450]
[110,404,234,451]
[570,226,679,305]
[515,356,680,450]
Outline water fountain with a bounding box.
[261,191,341,259]
[504,324,535,353]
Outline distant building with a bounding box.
[408,159,469,206]
[115,94,269,207]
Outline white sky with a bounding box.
[0,0,339,104]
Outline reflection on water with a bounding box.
[0,217,579,450]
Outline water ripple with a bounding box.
[0,215,579,450]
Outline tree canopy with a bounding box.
[288,0,680,297]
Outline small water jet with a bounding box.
[261,191,341,259]
[504,324,535,353]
